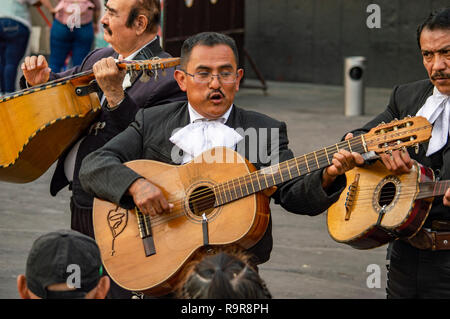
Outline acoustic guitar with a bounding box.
[0,57,180,183]
[327,161,449,250]
[92,116,431,295]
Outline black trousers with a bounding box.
[387,239,450,298]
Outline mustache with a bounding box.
[103,24,112,35]
[207,89,225,99]
[431,71,450,80]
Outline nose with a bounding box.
[432,54,447,72]
[208,74,221,89]
[100,13,108,25]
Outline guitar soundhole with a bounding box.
[188,186,216,217]
[378,182,396,207]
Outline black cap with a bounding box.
[25,229,103,299]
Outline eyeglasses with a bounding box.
[182,70,238,84]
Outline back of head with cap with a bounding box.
[20,229,104,299]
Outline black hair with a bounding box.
[125,0,161,34]
[176,248,272,299]
[180,32,239,68]
[416,7,450,49]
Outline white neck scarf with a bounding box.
[416,86,450,156]
[169,105,243,164]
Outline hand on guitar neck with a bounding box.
[21,55,51,86]
[22,55,126,108]
[127,177,174,216]
[445,188,450,207]
[321,134,365,189]
[345,132,414,174]
[92,57,126,108]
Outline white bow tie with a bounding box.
[169,120,243,163]
[416,87,450,156]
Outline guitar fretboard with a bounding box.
[214,136,367,206]
[418,180,450,199]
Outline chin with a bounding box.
[435,84,450,95]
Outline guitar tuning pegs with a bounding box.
[140,69,150,83]
[385,150,393,159]
[415,144,419,154]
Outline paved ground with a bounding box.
[0,79,393,299]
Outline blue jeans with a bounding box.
[49,19,94,72]
[0,18,30,93]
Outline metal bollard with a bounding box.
[344,56,366,116]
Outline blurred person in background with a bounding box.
[0,0,53,95]
[45,0,102,72]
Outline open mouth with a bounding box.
[208,91,224,103]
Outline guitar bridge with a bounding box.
[135,208,156,257]
[344,173,360,220]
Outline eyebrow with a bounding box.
[105,4,118,14]
[195,63,234,70]
[422,45,450,53]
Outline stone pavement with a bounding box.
[0,80,393,299]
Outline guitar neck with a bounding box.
[214,135,367,206]
[418,180,450,200]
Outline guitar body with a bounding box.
[0,81,100,183]
[93,148,270,295]
[327,161,434,249]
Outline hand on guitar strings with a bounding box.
[21,55,51,86]
[322,133,365,189]
[444,188,450,207]
[93,57,127,108]
[127,177,174,216]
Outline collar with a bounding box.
[188,103,234,124]
[123,36,158,60]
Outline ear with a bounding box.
[174,69,188,92]
[93,276,110,299]
[135,15,148,35]
[17,275,31,299]
[235,68,244,92]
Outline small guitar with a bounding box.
[92,116,432,295]
[327,161,449,250]
[0,57,180,183]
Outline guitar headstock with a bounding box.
[364,116,432,154]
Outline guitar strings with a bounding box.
[135,126,431,227]
[172,122,430,206]
[149,133,413,217]
[176,124,431,207]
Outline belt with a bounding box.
[404,220,450,251]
